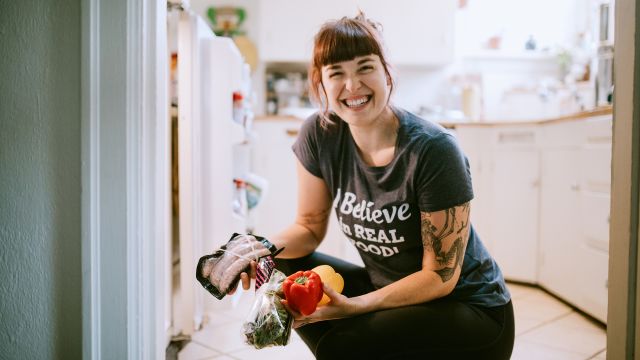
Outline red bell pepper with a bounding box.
[282,270,323,316]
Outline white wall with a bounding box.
[0,1,82,359]
[189,0,594,117]
[455,0,589,54]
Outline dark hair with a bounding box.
[308,12,395,126]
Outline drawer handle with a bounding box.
[285,129,299,137]
[587,135,612,144]
[498,131,535,144]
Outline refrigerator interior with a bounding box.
[168,6,256,338]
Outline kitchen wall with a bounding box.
[191,0,596,119]
[0,1,82,359]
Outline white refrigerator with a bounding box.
[170,8,253,337]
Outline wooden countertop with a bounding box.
[255,106,613,128]
[439,106,613,128]
[255,114,304,122]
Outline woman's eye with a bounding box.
[359,66,374,73]
[329,72,343,78]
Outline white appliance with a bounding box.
[171,8,251,337]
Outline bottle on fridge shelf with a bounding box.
[232,178,248,220]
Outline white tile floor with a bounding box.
[178,282,607,360]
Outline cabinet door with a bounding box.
[538,149,582,302]
[259,0,455,65]
[489,149,539,283]
[251,120,299,237]
[455,127,494,251]
[258,0,352,62]
[575,243,609,323]
[355,0,455,66]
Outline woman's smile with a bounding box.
[341,95,373,109]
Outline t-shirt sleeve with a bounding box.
[416,133,474,212]
[291,114,324,179]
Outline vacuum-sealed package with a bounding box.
[242,268,293,349]
[196,233,278,300]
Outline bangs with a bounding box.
[313,19,383,67]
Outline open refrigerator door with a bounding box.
[170,5,265,338]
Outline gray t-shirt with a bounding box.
[292,107,511,307]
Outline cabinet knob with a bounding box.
[285,129,299,137]
[571,183,581,191]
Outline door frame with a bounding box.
[82,0,170,358]
[81,0,639,358]
[608,0,639,358]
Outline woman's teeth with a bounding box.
[344,96,370,107]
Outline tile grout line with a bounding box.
[584,348,607,360]
[190,337,253,356]
[516,309,575,337]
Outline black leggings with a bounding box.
[275,252,514,360]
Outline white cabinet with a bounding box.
[456,126,540,283]
[258,0,352,62]
[258,0,455,66]
[490,148,539,283]
[457,115,612,323]
[354,0,455,66]
[455,128,494,251]
[538,148,582,300]
[537,117,611,323]
[251,119,300,237]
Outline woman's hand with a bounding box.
[282,283,360,328]
[227,260,257,295]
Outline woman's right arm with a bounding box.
[233,158,332,292]
[269,159,333,259]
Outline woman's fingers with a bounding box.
[240,272,251,290]
[281,299,318,328]
[280,299,297,315]
[322,283,341,302]
[249,260,257,279]
[229,264,257,295]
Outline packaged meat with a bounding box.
[196,233,279,300]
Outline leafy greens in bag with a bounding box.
[242,269,293,349]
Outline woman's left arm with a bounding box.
[291,202,471,326]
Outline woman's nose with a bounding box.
[345,75,361,92]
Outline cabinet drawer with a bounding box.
[579,193,610,253]
[584,115,613,144]
[541,121,584,148]
[580,146,612,192]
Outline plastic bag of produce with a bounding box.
[242,268,293,349]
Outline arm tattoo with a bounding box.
[421,202,470,283]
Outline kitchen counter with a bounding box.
[438,106,613,129]
[255,106,613,129]
[255,114,304,122]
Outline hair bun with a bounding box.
[355,10,383,33]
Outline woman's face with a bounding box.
[320,54,391,127]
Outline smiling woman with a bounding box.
[217,12,515,360]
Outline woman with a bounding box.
[236,13,514,359]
